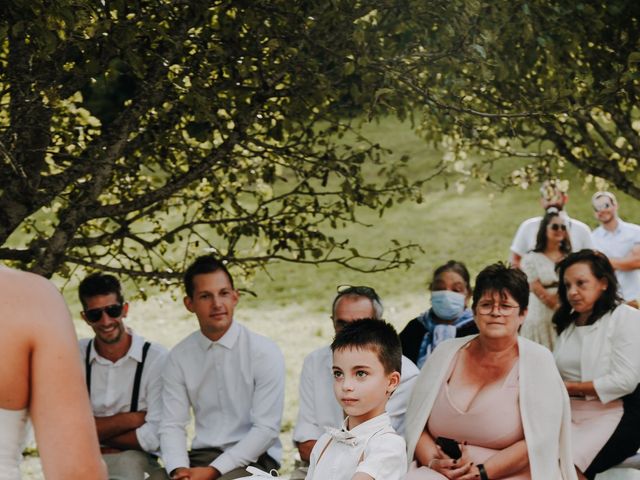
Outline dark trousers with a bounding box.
[150,448,279,479]
[584,383,640,479]
[190,448,279,479]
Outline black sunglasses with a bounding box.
[549,224,567,231]
[83,304,124,323]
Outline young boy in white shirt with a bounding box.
[305,319,408,480]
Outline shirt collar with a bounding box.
[342,411,391,437]
[196,321,240,351]
[89,328,143,363]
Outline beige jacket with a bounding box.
[404,335,577,480]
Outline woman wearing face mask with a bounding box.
[400,261,478,368]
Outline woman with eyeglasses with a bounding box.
[404,263,575,480]
[399,261,477,369]
[519,210,572,350]
[552,249,640,479]
[0,266,107,479]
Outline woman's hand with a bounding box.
[544,292,559,310]
[564,380,597,398]
[454,464,485,480]
[428,443,474,479]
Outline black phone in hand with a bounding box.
[436,436,462,459]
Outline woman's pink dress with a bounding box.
[405,354,531,479]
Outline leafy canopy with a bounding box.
[1,0,435,286]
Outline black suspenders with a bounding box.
[85,340,152,412]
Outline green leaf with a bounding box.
[628,52,640,65]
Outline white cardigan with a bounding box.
[553,304,640,404]
[405,335,577,480]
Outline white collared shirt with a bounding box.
[79,331,168,454]
[592,219,640,301]
[293,346,418,443]
[306,413,407,480]
[159,321,285,475]
[511,212,593,257]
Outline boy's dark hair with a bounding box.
[331,319,402,375]
[472,262,529,314]
[78,273,124,310]
[184,255,235,298]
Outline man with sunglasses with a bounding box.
[78,273,168,480]
[509,179,593,269]
[290,285,419,480]
[591,191,640,308]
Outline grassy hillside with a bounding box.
[22,115,640,477]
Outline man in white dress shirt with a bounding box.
[290,285,419,479]
[591,191,640,308]
[510,179,593,268]
[153,255,285,480]
[78,273,168,480]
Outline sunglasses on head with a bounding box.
[83,304,124,323]
[549,224,567,231]
[336,284,380,301]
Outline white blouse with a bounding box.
[554,304,640,403]
[555,326,590,382]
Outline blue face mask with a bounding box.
[431,290,467,321]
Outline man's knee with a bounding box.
[146,467,170,480]
[103,450,162,480]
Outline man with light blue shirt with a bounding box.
[591,191,640,308]
[153,255,285,480]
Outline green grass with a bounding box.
[23,115,640,478]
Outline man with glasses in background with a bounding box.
[78,273,168,479]
[591,191,640,308]
[290,285,419,480]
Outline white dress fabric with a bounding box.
[305,413,407,480]
[520,252,559,350]
[0,408,28,480]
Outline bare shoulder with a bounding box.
[0,267,71,330]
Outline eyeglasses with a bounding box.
[593,202,613,212]
[476,302,520,315]
[549,224,567,231]
[83,304,124,323]
[336,284,380,301]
